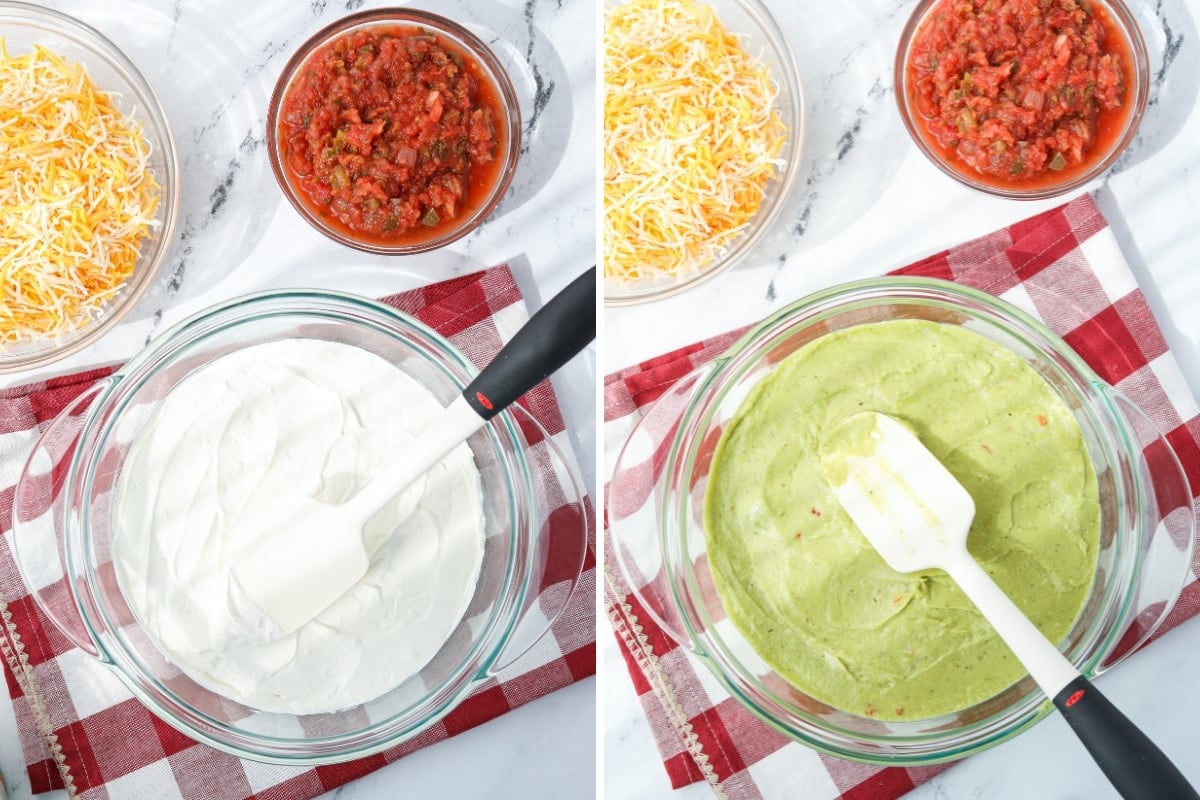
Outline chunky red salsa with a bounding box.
[907,0,1132,187]
[280,26,505,244]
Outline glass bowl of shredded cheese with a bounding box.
[603,0,804,306]
[0,3,178,373]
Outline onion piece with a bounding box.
[395,146,417,167]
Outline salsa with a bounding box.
[907,0,1132,188]
[279,26,506,245]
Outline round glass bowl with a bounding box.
[0,2,179,373]
[11,291,586,764]
[602,0,805,306]
[266,8,522,255]
[894,0,1149,200]
[608,277,1195,764]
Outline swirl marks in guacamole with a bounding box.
[703,319,1100,720]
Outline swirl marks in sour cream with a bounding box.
[112,339,485,714]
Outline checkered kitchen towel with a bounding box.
[603,194,1200,799]
[1,265,596,799]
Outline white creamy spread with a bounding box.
[112,339,486,714]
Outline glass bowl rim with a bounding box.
[61,289,540,761]
[659,276,1162,764]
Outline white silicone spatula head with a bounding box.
[230,266,597,637]
[229,401,477,637]
[819,411,1199,799]
[819,411,975,573]
[819,410,1078,696]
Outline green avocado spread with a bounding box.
[704,319,1100,721]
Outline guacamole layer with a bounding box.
[704,319,1100,721]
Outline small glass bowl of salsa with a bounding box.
[267,8,521,254]
[895,0,1149,200]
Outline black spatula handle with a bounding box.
[464,265,596,420]
[1054,675,1198,799]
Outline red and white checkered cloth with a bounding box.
[0,265,596,799]
[603,194,1200,799]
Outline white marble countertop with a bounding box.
[0,0,596,798]
[603,0,1200,798]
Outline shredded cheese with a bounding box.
[0,41,160,344]
[603,0,786,286]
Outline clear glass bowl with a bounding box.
[894,0,1150,200]
[266,8,522,255]
[11,291,586,764]
[0,2,179,372]
[608,277,1195,764]
[602,0,805,306]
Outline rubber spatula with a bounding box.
[821,412,1198,800]
[232,266,596,637]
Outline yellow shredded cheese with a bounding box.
[604,0,786,285]
[0,41,160,344]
